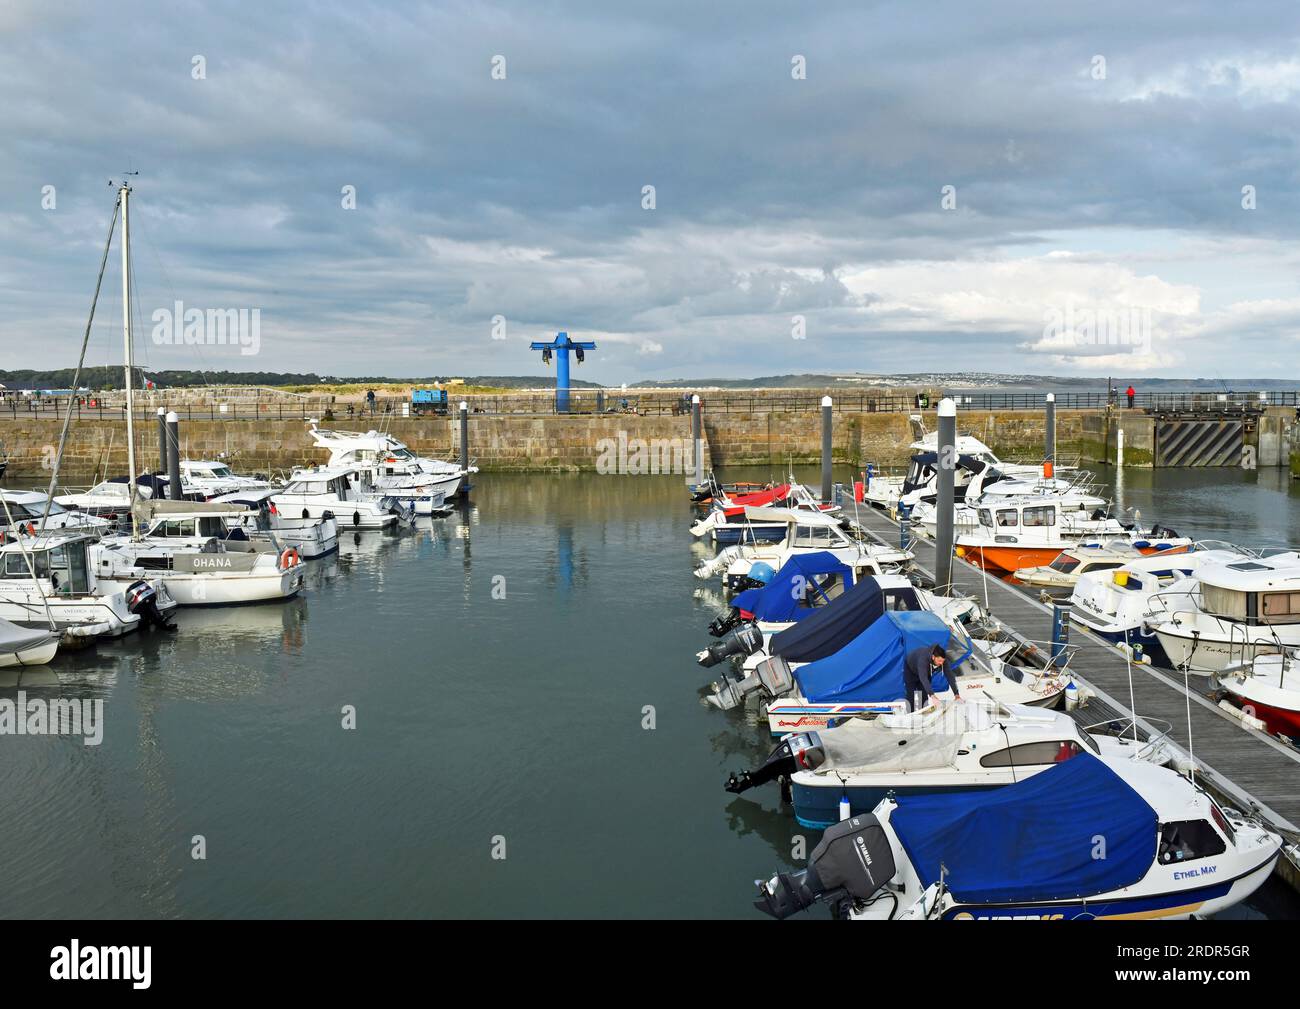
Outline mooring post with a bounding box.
[821,395,833,503]
[935,397,956,594]
[459,401,470,493]
[1051,601,1072,663]
[692,394,703,487]
[166,410,182,500]
[157,407,167,476]
[1045,392,1056,472]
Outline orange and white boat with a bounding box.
[955,493,1191,575]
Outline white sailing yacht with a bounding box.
[89,182,305,607]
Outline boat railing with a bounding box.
[1080,714,1175,761]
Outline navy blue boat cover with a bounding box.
[890,754,1158,904]
[769,576,887,662]
[794,610,963,703]
[730,552,853,623]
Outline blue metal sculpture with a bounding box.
[529,331,596,413]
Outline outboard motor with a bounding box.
[126,580,177,632]
[697,621,764,667]
[754,814,897,920]
[707,654,795,711]
[707,608,745,638]
[725,730,824,794]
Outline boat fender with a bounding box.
[838,791,852,822]
[353,511,361,527]
[302,508,310,520]
[1064,680,1079,711]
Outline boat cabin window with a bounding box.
[153,517,226,538]
[1080,561,1122,575]
[1022,506,1055,527]
[1157,819,1226,865]
[1049,555,1080,574]
[795,573,851,608]
[45,542,90,595]
[995,509,1018,528]
[3,551,50,579]
[288,480,330,494]
[1201,584,1248,621]
[792,525,836,548]
[978,509,993,528]
[1260,591,1300,625]
[978,739,1091,767]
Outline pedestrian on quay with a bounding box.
[1126,383,1136,408]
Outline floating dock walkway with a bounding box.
[846,503,1300,835]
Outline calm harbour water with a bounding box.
[1,466,1297,918]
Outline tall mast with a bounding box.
[120,182,138,538]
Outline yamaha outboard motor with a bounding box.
[126,580,177,632]
[754,814,896,920]
[725,730,824,794]
[707,653,796,711]
[697,621,764,667]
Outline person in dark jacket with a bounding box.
[903,643,959,710]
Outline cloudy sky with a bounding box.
[2,1,1299,384]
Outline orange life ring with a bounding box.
[279,547,300,568]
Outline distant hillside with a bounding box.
[3,368,1294,392]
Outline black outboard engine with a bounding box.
[698,621,764,667]
[725,731,824,794]
[126,580,177,632]
[707,608,743,638]
[754,814,897,920]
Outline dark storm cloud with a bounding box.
[2,0,1299,380]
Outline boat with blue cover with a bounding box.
[753,753,1281,920]
[727,697,1170,828]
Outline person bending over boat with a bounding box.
[903,644,959,711]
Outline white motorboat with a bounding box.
[0,616,59,666]
[0,532,175,639]
[272,466,408,530]
[92,501,305,606]
[689,482,836,545]
[863,423,1060,510]
[1216,653,1300,738]
[955,492,1191,575]
[180,459,274,497]
[909,466,1101,537]
[1,490,112,536]
[212,489,338,559]
[307,423,470,500]
[754,753,1281,921]
[726,697,1169,827]
[1068,546,1247,667]
[54,478,154,518]
[693,507,912,591]
[1151,551,1300,672]
[1013,540,1159,594]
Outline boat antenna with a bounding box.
[39,190,121,532]
[1182,659,1196,787]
